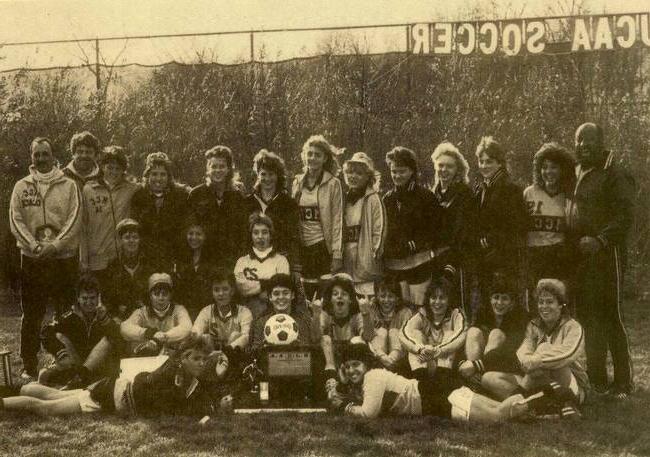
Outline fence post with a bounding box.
[95,38,101,92]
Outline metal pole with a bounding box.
[95,38,101,92]
[250,32,255,63]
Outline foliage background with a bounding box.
[0,42,648,293]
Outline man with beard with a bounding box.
[63,131,101,187]
[9,137,82,379]
[569,122,635,399]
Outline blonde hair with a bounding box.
[431,142,470,186]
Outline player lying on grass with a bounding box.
[326,342,579,422]
[0,337,233,417]
[480,279,587,417]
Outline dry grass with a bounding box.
[0,293,649,457]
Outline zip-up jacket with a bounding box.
[473,168,527,269]
[382,180,438,269]
[81,178,139,271]
[131,183,190,270]
[9,166,82,258]
[292,170,344,262]
[517,315,588,391]
[129,356,230,418]
[187,183,248,269]
[63,161,100,189]
[432,181,475,269]
[41,307,120,360]
[400,307,466,366]
[568,152,635,252]
[245,190,301,271]
[101,256,154,321]
[344,187,386,283]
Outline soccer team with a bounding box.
[0,122,635,423]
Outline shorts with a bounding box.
[447,386,475,422]
[301,241,331,282]
[388,261,432,285]
[87,377,117,412]
[71,389,102,413]
[418,367,462,418]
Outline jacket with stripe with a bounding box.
[292,170,344,262]
[517,315,588,391]
[568,152,634,253]
[81,178,139,271]
[400,307,466,367]
[343,186,387,283]
[9,166,82,259]
[382,180,438,268]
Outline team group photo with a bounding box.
[0,0,649,456]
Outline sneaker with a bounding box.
[607,386,632,401]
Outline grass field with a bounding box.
[0,293,649,457]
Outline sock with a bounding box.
[472,359,485,375]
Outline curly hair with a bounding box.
[70,131,100,156]
[143,151,175,186]
[373,275,406,311]
[252,149,287,191]
[301,135,340,175]
[205,145,240,190]
[431,142,470,186]
[532,142,576,195]
[323,273,359,317]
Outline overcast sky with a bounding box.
[0,0,647,70]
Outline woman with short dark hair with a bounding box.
[187,145,247,270]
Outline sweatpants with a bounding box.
[20,255,78,374]
[575,246,633,392]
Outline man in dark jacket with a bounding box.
[40,275,121,388]
[569,122,635,399]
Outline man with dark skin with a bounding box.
[569,122,635,399]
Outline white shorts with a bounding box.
[72,389,102,413]
[447,386,474,422]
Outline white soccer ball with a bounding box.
[264,313,299,345]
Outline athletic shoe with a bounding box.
[607,386,632,401]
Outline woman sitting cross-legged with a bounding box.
[326,342,577,422]
[120,273,192,356]
[480,279,586,419]
[0,337,233,418]
[400,275,467,381]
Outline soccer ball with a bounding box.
[264,313,299,345]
